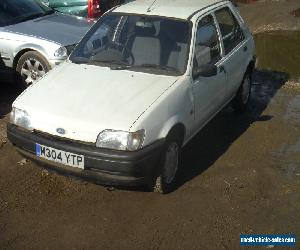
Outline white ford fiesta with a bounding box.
[8,0,255,193]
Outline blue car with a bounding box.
[40,0,125,18]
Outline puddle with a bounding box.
[250,69,288,109]
[290,8,300,18]
[254,31,300,81]
[273,142,300,178]
[284,95,300,125]
[275,161,300,178]
[285,163,300,178]
[287,141,300,154]
[278,140,300,155]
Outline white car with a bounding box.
[8,0,255,193]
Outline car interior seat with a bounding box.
[130,22,161,65]
[159,21,188,72]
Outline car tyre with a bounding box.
[153,132,182,194]
[232,70,252,112]
[15,51,51,88]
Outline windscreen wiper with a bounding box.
[45,9,56,15]
[110,63,132,70]
[90,59,130,69]
[137,64,180,72]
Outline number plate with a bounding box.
[35,143,84,169]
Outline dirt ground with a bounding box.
[1,1,300,249]
[238,0,300,33]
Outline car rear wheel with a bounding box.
[153,133,182,194]
[16,51,51,88]
[232,71,252,112]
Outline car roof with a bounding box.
[113,0,229,20]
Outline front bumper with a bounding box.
[7,124,164,187]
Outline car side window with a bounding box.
[193,14,221,71]
[215,7,245,55]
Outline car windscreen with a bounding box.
[0,0,54,27]
[70,14,191,76]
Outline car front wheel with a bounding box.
[153,133,182,194]
[16,51,51,88]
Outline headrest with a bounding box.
[135,21,156,36]
[160,21,189,43]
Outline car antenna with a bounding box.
[147,0,158,12]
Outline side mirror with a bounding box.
[193,64,218,78]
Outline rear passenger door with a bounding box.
[214,6,249,98]
[191,14,227,130]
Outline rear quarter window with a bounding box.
[215,6,245,55]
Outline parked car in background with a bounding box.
[8,0,255,193]
[40,0,125,18]
[0,0,92,87]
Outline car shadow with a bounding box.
[0,54,5,68]
[0,74,22,119]
[175,69,289,190]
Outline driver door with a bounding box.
[192,14,227,131]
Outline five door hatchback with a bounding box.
[7,0,255,193]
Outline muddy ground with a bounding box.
[1,1,300,249]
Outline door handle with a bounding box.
[243,46,248,52]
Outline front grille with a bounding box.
[33,130,94,147]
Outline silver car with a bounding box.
[0,0,92,86]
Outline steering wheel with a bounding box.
[107,42,135,65]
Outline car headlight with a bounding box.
[10,107,33,130]
[96,130,145,151]
[54,46,67,57]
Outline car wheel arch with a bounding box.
[13,49,34,69]
[239,58,255,88]
[168,124,185,146]
[247,58,255,75]
[159,121,186,147]
[13,47,49,69]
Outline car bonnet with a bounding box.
[4,13,92,46]
[13,62,179,143]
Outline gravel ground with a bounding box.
[0,1,300,249]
